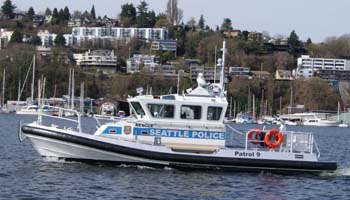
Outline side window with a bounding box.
[130,102,145,116]
[147,104,174,118]
[207,107,222,121]
[181,105,201,120]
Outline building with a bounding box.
[126,54,157,73]
[275,70,294,80]
[71,27,168,45]
[229,67,250,78]
[251,71,271,79]
[296,55,350,79]
[223,30,241,38]
[151,40,177,52]
[0,29,13,49]
[73,50,117,74]
[37,30,57,47]
[68,18,82,27]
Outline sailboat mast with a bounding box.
[2,69,5,108]
[71,68,75,110]
[31,55,35,103]
[220,40,226,90]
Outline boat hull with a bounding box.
[21,124,337,173]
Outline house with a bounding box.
[190,65,228,82]
[0,29,13,49]
[126,54,157,73]
[229,67,250,79]
[251,71,271,79]
[275,70,294,80]
[223,30,241,38]
[151,40,177,52]
[68,18,82,27]
[37,30,56,46]
[73,49,118,74]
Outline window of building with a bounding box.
[147,104,174,118]
[130,102,145,116]
[181,105,201,120]
[207,107,222,121]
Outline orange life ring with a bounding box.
[264,129,283,148]
[247,128,263,145]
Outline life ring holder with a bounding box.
[264,129,283,148]
[247,128,263,145]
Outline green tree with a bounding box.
[198,14,205,30]
[45,8,52,16]
[54,33,66,46]
[136,1,149,28]
[63,6,70,21]
[120,3,136,26]
[1,0,16,19]
[51,8,59,25]
[9,30,23,43]
[30,35,42,45]
[221,18,232,31]
[287,30,302,55]
[27,7,35,20]
[306,38,312,45]
[90,5,96,20]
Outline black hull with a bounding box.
[22,125,337,174]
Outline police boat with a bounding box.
[19,41,337,173]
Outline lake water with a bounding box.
[1,114,349,199]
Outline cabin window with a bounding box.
[207,107,222,121]
[147,104,174,118]
[130,102,145,116]
[181,105,201,120]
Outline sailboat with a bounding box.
[16,55,55,115]
[338,102,349,128]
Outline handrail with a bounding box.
[37,106,81,133]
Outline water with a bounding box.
[1,114,350,199]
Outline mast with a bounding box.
[71,68,75,110]
[214,46,217,83]
[80,82,84,114]
[220,40,226,90]
[31,55,35,104]
[1,68,5,108]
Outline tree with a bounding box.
[27,7,35,20]
[51,8,59,25]
[306,38,312,45]
[198,14,205,30]
[90,5,96,20]
[54,33,66,46]
[44,8,52,16]
[9,30,23,43]
[187,17,196,30]
[166,0,183,26]
[30,35,42,45]
[136,1,149,28]
[1,0,16,19]
[287,30,302,55]
[120,3,136,26]
[63,6,70,21]
[221,18,232,32]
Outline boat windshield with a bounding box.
[130,102,145,116]
[147,104,174,118]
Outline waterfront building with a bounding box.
[73,50,117,74]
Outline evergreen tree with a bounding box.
[9,30,23,43]
[120,3,136,26]
[58,9,65,22]
[54,33,66,46]
[45,8,52,16]
[27,7,35,20]
[1,0,16,19]
[63,6,70,21]
[288,30,302,54]
[220,18,232,31]
[306,38,312,45]
[198,14,205,30]
[90,5,96,20]
[136,1,149,28]
[31,35,42,45]
[51,8,59,25]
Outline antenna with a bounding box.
[220,40,226,91]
